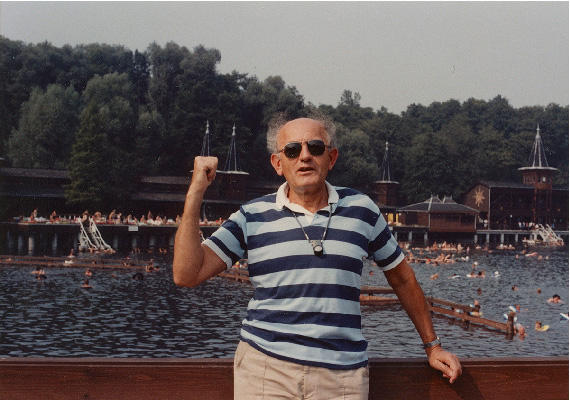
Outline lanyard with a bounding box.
[289,204,332,256]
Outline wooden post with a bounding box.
[507,311,515,334]
[51,233,58,252]
[28,234,35,254]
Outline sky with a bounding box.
[0,1,568,114]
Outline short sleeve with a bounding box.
[202,208,247,269]
[368,212,404,271]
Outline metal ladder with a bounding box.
[78,218,113,251]
[536,224,564,244]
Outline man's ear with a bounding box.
[328,148,339,171]
[270,153,283,176]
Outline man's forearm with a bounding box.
[173,190,206,287]
[385,261,438,343]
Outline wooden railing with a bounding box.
[0,357,567,399]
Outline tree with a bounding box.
[402,130,451,203]
[147,41,189,129]
[66,73,138,209]
[129,49,150,107]
[65,103,110,208]
[8,84,81,168]
[333,90,375,131]
[240,75,304,180]
[425,99,462,132]
[328,125,379,191]
[0,37,28,154]
[134,109,165,175]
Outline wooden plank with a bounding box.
[359,295,400,305]
[0,259,146,269]
[361,286,396,295]
[217,268,250,282]
[368,357,569,400]
[428,305,508,331]
[0,255,147,265]
[0,358,234,400]
[425,296,475,312]
[0,357,567,400]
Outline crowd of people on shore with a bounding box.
[17,208,226,227]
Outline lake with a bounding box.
[0,246,567,359]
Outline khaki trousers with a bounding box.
[233,341,369,400]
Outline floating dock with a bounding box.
[0,255,148,269]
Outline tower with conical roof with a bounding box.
[196,122,250,220]
[374,142,400,207]
[216,124,249,202]
[518,125,558,223]
[223,125,240,172]
[200,121,211,157]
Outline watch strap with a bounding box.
[423,336,441,349]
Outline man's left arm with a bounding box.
[384,259,462,384]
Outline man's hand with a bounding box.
[426,346,462,384]
[190,156,218,194]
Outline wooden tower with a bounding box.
[219,124,248,201]
[375,142,399,207]
[518,125,557,224]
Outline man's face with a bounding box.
[270,118,338,193]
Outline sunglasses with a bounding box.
[278,140,330,158]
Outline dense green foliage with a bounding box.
[1,36,567,208]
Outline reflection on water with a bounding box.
[0,247,568,358]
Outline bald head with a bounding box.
[266,113,336,154]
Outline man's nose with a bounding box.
[298,142,312,160]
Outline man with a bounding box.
[173,114,462,399]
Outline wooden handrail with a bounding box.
[0,357,567,399]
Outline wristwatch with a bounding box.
[423,336,441,349]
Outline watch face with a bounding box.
[542,176,546,182]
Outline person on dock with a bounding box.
[173,113,462,399]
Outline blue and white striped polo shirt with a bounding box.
[203,182,404,369]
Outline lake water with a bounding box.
[0,246,568,359]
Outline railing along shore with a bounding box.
[0,357,567,399]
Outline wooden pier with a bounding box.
[0,357,567,399]
[217,267,250,282]
[360,286,510,332]
[1,222,566,256]
[0,255,148,269]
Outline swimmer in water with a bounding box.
[31,266,45,275]
[547,294,563,304]
[514,323,526,337]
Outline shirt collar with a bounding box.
[275,181,339,212]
